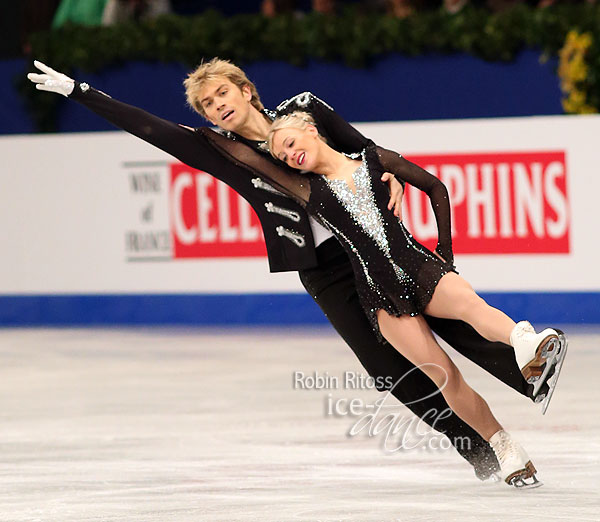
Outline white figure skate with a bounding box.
[489,430,542,489]
[510,321,560,397]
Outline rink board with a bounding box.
[2,114,599,324]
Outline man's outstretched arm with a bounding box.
[28,61,226,175]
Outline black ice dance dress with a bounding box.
[203,131,456,336]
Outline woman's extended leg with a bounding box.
[424,272,563,392]
[376,310,502,441]
[424,272,514,344]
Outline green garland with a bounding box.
[18,4,600,131]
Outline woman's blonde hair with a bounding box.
[267,111,324,157]
[183,58,264,119]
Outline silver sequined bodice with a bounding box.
[324,153,389,254]
[322,152,412,285]
[307,147,453,336]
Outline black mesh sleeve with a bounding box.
[68,82,311,206]
[307,95,370,153]
[68,82,226,174]
[199,128,311,207]
[374,146,454,264]
[277,92,370,153]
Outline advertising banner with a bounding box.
[1,114,598,323]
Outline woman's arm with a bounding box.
[199,128,310,207]
[375,146,454,264]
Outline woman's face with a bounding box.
[271,125,320,171]
[197,77,253,132]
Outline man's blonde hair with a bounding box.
[267,111,324,157]
[183,58,264,119]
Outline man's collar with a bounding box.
[219,108,275,152]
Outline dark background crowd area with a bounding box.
[0,0,593,59]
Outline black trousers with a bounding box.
[299,238,531,469]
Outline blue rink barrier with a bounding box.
[0,292,598,326]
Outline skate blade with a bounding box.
[554,329,567,357]
[531,336,562,396]
[541,331,568,415]
[505,461,543,489]
[533,340,561,397]
[534,391,546,403]
[510,474,544,489]
[521,334,559,383]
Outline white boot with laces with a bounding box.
[488,430,542,488]
[510,321,560,396]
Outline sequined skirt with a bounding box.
[350,223,456,341]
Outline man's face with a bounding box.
[197,77,253,132]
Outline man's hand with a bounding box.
[27,61,75,97]
[381,172,404,219]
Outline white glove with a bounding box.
[27,60,75,97]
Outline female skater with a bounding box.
[266,111,567,487]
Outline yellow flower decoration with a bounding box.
[558,30,596,114]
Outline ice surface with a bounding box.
[0,326,598,521]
